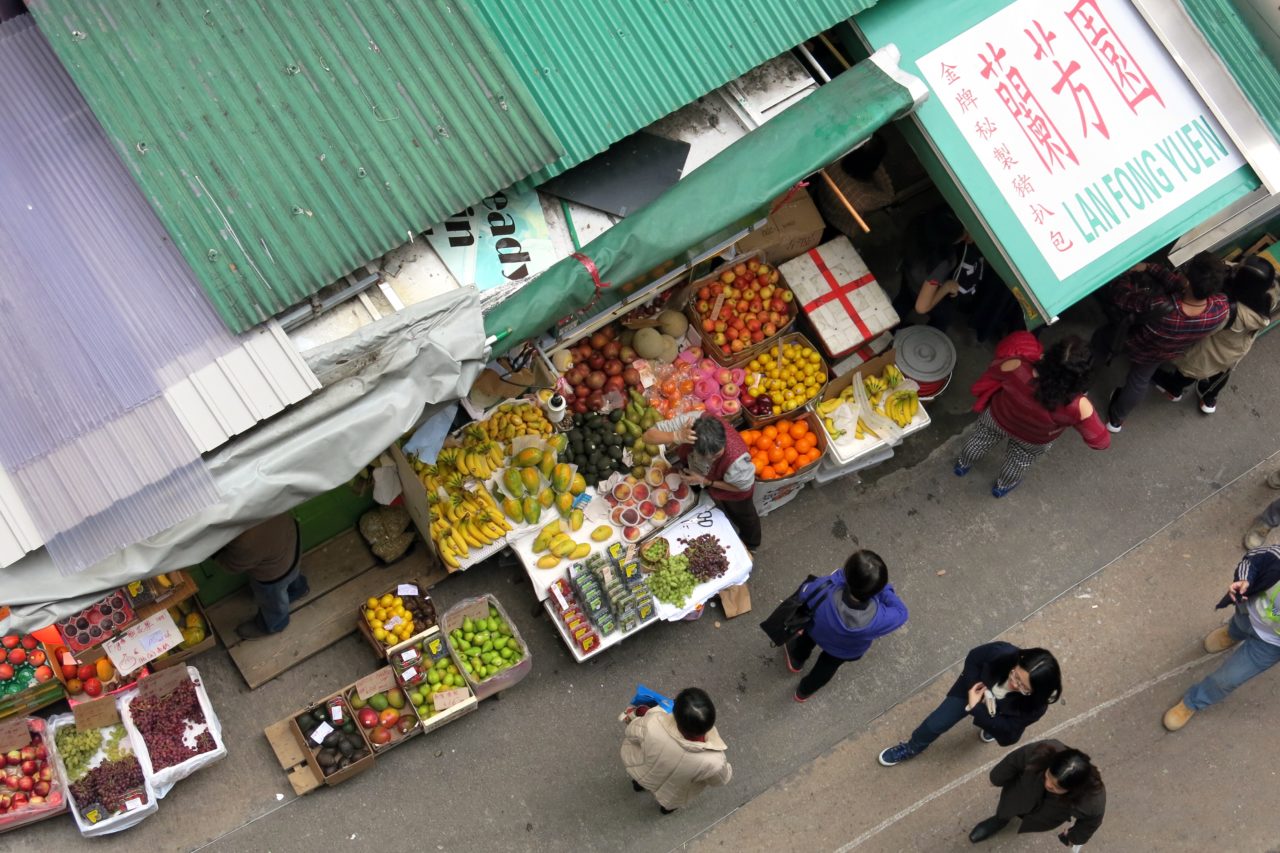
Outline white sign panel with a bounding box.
[918,0,1245,278]
[423,189,555,291]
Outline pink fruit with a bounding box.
[721,382,739,398]
[620,508,641,527]
[638,500,656,518]
[632,484,649,501]
[721,398,741,416]
[674,483,691,500]
[664,499,682,516]
[716,369,733,385]
[610,506,628,525]
[622,526,642,542]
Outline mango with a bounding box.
[551,537,576,558]
[569,473,587,496]
[514,447,543,468]
[502,468,524,499]
[541,519,562,537]
[532,531,550,553]
[555,491,575,518]
[522,496,541,524]
[551,462,573,493]
[590,525,612,542]
[520,467,541,494]
[568,508,584,532]
[538,487,554,509]
[569,542,591,559]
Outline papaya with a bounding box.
[522,496,541,524]
[538,451,556,480]
[569,473,587,496]
[520,467,542,494]
[590,525,612,542]
[551,463,573,493]
[547,433,568,454]
[536,555,561,569]
[538,488,554,509]
[569,508,584,532]
[501,498,524,523]
[502,468,524,499]
[569,542,591,560]
[556,491,575,517]
[514,447,543,468]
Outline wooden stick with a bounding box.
[818,33,852,70]
[819,169,870,234]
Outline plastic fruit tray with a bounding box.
[56,593,135,652]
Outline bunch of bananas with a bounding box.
[863,364,904,408]
[427,486,512,569]
[882,389,920,427]
[816,396,846,439]
[443,441,505,481]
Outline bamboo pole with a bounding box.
[819,169,870,234]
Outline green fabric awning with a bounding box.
[485,48,927,355]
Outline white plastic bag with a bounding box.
[851,367,905,446]
[47,713,159,836]
[118,666,227,799]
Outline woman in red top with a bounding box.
[957,335,1109,497]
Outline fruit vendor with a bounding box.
[643,414,761,552]
[214,513,308,640]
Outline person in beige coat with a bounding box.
[621,688,731,813]
[1155,255,1278,414]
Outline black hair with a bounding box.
[1033,335,1094,411]
[840,134,888,181]
[674,687,716,736]
[1184,251,1227,300]
[1018,648,1062,705]
[1227,255,1278,318]
[910,207,967,270]
[843,550,888,601]
[1032,746,1103,802]
[693,416,726,457]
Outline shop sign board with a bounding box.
[856,0,1259,318]
[423,189,555,291]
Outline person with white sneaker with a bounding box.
[1243,470,1280,549]
[1163,545,1280,731]
[1153,255,1278,416]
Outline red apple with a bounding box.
[719,271,735,284]
[0,793,9,811]
[37,766,50,782]
[16,776,33,793]
[780,290,794,303]
[7,649,25,666]
[586,390,606,411]
[32,780,49,798]
[76,665,94,682]
[19,636,36,650]
[0,663,12,681]
[82,677,103,698]
[602,340,622,360]
[589,332,609,350]
[2,777,16,791]
[6,750,21,767]
[11,793,27,808]
[604,374,626,394]
[571,399,589,414]
[585,370,606,391]
[622,367,642,387]
[696,299,710,314]
[697,286,711,300]
[0,636,16,650]
[603,359,623,377]
[619,345,637,362]
[20,759,36,776]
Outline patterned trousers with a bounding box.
[958,410,1050,489]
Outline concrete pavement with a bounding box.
[10,317,1280,852]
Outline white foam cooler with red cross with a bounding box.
[779,236,899,359]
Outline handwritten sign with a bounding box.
[397,584,419,598]
[104,611,182,675]
[354,668,396,700]
[137,663,189,701]
[0,716,30,753]
[308,721,333,745]
[73,694,121,731]
[433,688,471,711]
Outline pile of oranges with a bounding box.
[742,417,822,481]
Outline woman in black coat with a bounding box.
[878,642,1061,766]
[970,740,1105,846]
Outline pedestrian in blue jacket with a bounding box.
[784,550,908,702]
[879,642,1062,767]
[1164,545,1280,730]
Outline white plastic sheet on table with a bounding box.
[46,713,159,837]
[117,666,227,799]
[650,505,753,621]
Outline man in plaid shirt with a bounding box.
[1101,252,1228,432]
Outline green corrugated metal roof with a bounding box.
[474,0,881,186]
[1181,0,1280,144]
[27,0,562,333]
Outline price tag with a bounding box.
[308,721,333,745]
[0,716,30,753]
[104,610,182,675]
[383,614,403,631]
[74,694,121,731]
[399,666,421,683]
[398,646,421,665]
[81,804,105,824]
[354,668,396,700]
[433,688,470,711]
[427,637,443,656]
[549,583,570,611]
[397,583,419,598]
[123,796,144,812]
[137,663,188,701]
[709,292,727,325]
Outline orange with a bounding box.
[776,419,793,435]
[776,432,794,450]
[768,447,784,464]
[762,425,778,440]
[761,465,777,480]
[96,658,115,682]
[741,430,758,446]
[805,449,820,464]
[679,379,696,395]
[756,436,774,452]
[775,462,792,477]
[790,421,809,440]
[752,456,767,474]
[795,436,814,454]
[784,447,799,464]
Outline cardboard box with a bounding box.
[441,595,532,701]
[390,629,479,736]
[685,250,797,366]
[268,694,375,795]
[780,237,899,359]
[831,332,893,378]
[741,333,828,427]
[355,578,439,658]
[735,187,825,264]
[343,668,420,752]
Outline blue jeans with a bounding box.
[906,695,970,753]
[1184,608,1280,710]
[248,563,308,633]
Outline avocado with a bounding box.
[322,731,341,748]
[317,748,337,770]
[608,409,624,423]
[608,445,623,461]
[311,708,327,723]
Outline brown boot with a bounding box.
[1204,626,1238,653]
[1163,700,1195,731]
[1244,520,1272,550]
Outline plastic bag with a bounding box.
[628,684,675,714]
[0,717,68,834]
[47,713,158,837]
[851,366,905,446]
[118,666,227,799]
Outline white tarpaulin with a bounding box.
[0,289,486,630]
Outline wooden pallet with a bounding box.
[207,531,446,689]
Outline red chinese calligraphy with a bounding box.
[955,88,979,113]
[975,117,998,140]
[941,61,960,85]
[1012,174,1035,197]
[993,143,1019,170]
[1067,0,1163,113]
[1051,230,1074,252]
[979,41,1078,174]
[1029,203,1056,225]
[1026,20,1109,140]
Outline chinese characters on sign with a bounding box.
[918,0,1243,279]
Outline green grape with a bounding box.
[55,724,104,781]
[103,725,133,761]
